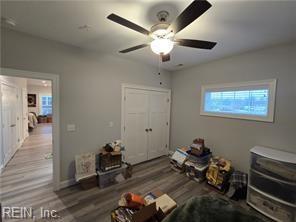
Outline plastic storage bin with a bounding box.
[250,170,296,204]
[248,187,295,222]
[248,146,296,222]
[250,151,296,183]
[97,164,127,188]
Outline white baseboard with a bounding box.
[59,178,76,189]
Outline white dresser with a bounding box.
[247,146,296,222]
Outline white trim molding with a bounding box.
[121,83,171,93]
[0,68,61,191]
[200,79,277,122]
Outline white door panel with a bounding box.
[149,113,167,159]
[124,89,149,164]
[1,83,18,165]
[148,92,168,159]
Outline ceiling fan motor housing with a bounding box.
[157,10,169,22]
[150,23,170,34]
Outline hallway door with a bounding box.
[1,83,18,166]
[21,88,29,140]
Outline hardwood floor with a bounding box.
[1,124,267,222]
[1,124,52,221]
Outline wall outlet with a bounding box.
[67,124,76,132]
[108,121,114,127]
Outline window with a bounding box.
[40,95,52,115]
[200,79,277,122]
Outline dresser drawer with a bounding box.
[251,152,296,183]
[248,187,296,222]
[250,170,296,205]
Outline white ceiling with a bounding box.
[1,0,296,71]
[27,79,51,87]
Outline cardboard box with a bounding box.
[79,175,97,190]
[111,202,164,222]
[153,194,177,215]
[112,190,175,222]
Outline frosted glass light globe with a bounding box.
[150,39,173,55]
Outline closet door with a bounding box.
[22,88,29,139]
[1,84,17,165]
[148,91,169,160]
[16,88,22,147]
[123,88,149,164]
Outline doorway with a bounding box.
[0,68,60,190]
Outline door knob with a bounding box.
[145,129,149,132]
[149,128,152,132]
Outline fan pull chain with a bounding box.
[158,55,162,85]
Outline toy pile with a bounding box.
[185,138,212,182]
[206,156,233,193]
[96,140,132,189]
[170,138,245,196]
[98,140,124,172]
[111,190,176,222]
[170,138,212,182]
[170,146,189,173]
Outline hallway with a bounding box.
[0,123,53,207]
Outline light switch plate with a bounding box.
[67,124,76,132]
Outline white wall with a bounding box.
[1,28,171,181]
[27,85,52,115]
[4,27,294,180]
[170,42,296,172]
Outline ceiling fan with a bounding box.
[107,0,217,62]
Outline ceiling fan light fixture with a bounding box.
[151,29,167,39]
[150,38,173,55]
[107,0,216,62]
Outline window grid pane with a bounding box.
[204,89,269,116]
[41,96,52,115]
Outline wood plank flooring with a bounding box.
[0,124,268,222]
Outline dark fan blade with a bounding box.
[175,39,216,49]
[119,44,149,53]
[169,0,212,34]
[161,53,170,62]
[107,13,150,35]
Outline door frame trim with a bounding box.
[0,68,61,191]
[121,84,171,162]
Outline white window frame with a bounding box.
[39,94,52,115]
[200,79,277,122]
